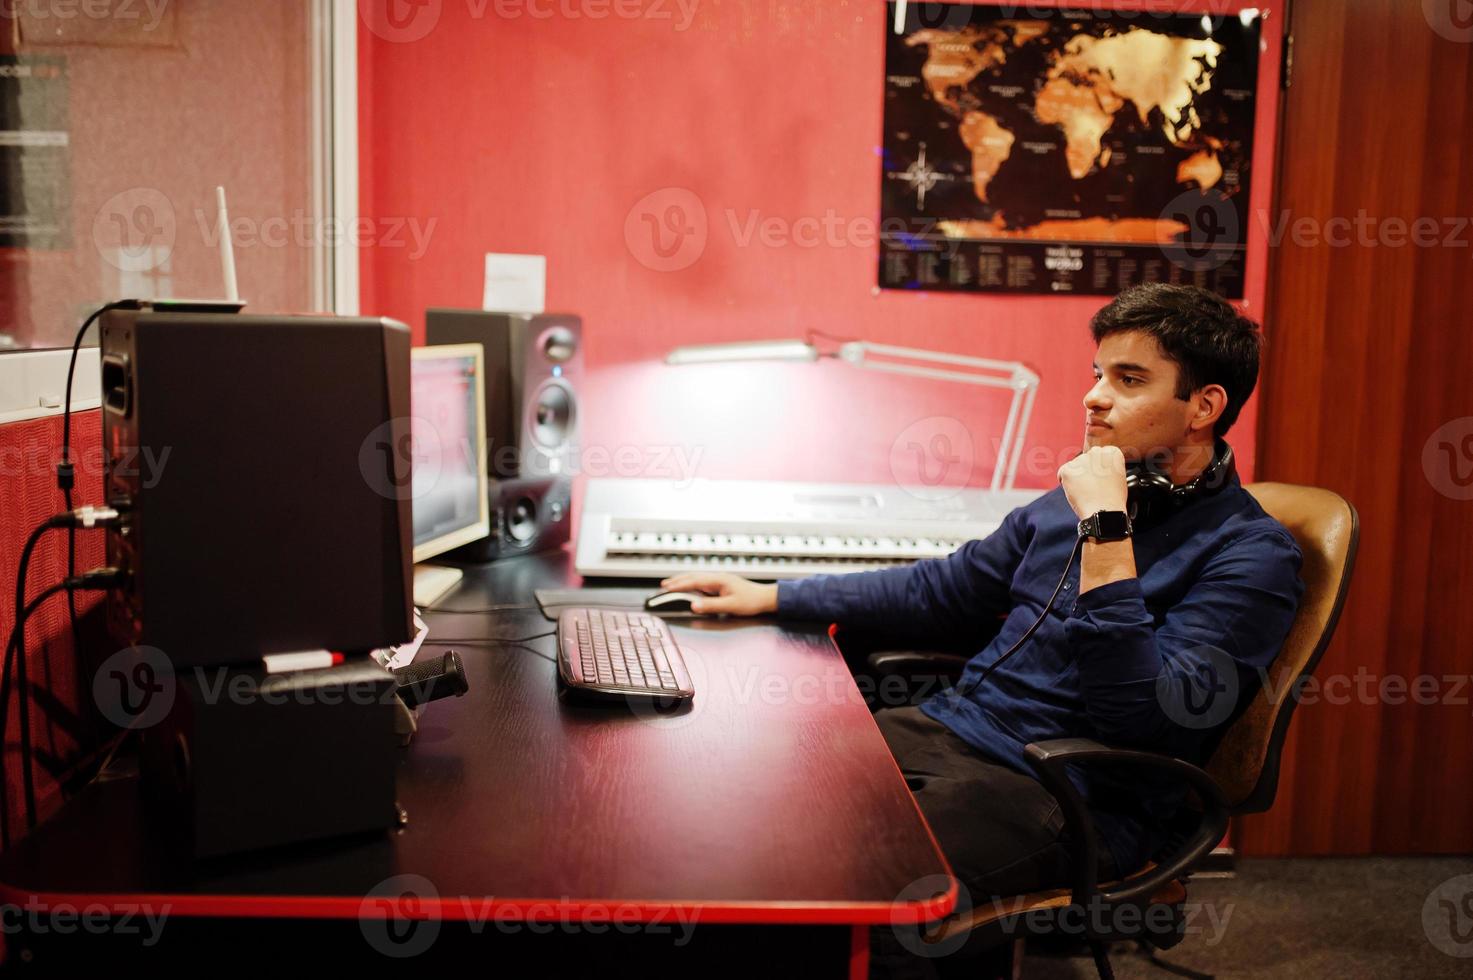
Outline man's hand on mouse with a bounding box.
[658,573,779,617]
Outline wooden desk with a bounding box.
[0,550,954,975]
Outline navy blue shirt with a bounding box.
[777,473,1303,874]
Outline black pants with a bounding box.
[869,706,1117,979]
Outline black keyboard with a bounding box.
[556,608,695,702]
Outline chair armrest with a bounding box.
[866,651,969,682]
[1023,738,1229,908]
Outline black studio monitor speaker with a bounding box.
[425,310,581,560]
[99,309,416,667]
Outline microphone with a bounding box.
[393,651,470,708]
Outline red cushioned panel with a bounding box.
[0,409,106,838]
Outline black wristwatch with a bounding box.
[1077,510,1133,542]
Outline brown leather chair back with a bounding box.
[1205,483,1359,812]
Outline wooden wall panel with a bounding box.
[1241,0,1473,855]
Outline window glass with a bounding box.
[0,0,323,351]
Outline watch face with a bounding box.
[1096,511,1132,538]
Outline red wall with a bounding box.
[359,1,1281,498]
[0,412,106,835]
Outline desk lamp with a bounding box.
[666,335,1039,491]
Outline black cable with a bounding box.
[60,302,128,492]
[7,511,117,838]
[427,630,556,644]
[54,302,129,802]
[58,492,79,782]
[7,518,69,835]
[954,534,1086,698]
[2,579,70,847]
[1,569,122,845]
[426,640,556,664]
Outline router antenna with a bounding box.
[215,186,240,303]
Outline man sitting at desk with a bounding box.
[659,283,1304,974]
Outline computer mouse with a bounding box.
[644,590,708,614]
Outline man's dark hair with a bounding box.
[1089,283,1262,436]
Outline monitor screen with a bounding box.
[410,345,490,561]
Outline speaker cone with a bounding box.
[507,496,538,543]
[530,381,575,450]
[539,326,578,363]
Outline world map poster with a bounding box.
[880,3,1261,297]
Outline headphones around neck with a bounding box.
[1125,440,1237,523]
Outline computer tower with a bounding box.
[425,310,580,561]
[99,309,416,667]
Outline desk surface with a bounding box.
[0,551,954,926]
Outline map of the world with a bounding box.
[880,3,1261,297]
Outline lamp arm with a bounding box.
[836,342,1039,491]
[838,341,1040,387]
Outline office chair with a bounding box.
[866,483,1360,979]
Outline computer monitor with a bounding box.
[410,344,490,605]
